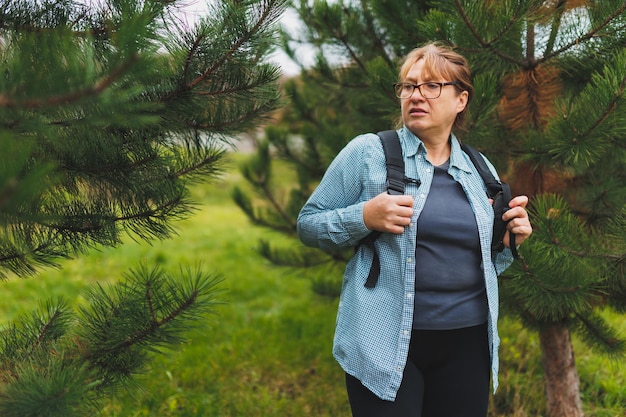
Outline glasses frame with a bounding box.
[393,81,460,99]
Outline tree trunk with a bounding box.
[539,322,583,417]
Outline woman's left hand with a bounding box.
[502,195,532,247]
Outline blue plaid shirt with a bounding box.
[297,127,513,401]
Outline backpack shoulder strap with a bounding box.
[460,143,501,199]
[360,130,404,288]
[461,143,518,258]
[378,130,405,195]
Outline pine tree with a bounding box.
[235,1,626,415]
[0,0,287,415]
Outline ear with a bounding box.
[456,90,469,113]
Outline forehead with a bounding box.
[404,59,432,81]
[401,56,454,82]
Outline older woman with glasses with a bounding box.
[297,42,532,417]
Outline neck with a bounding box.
[422,134,451,166]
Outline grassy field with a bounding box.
[1,153,624,416]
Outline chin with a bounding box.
[406,122,429,134]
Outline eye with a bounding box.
[423,82,440,90]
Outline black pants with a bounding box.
[346,322,490,417]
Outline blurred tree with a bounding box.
[234,0,626,416]
[0,0,286,415]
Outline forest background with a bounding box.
[0,0,625,417]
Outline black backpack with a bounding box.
[360,130,518,289]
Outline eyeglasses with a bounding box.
[393,81,460,99]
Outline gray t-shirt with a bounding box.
[413,161,488,330]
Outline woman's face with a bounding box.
[400,58,468,142]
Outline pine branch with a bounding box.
[574,312,626,356]
[182,28,206,85]
[543,0,567,56]
[359,0,393,67]
[544,219,587,259]
[0,265,223,416]
[31,303,65,351]
[112,278,199,351]
[538,2,626,65]
[189,0,286,90]
[239,142,298,231]
[538,197,622,262]
[195,72,277,97]
[171,148,226,180]
[516,255,583,295]
[327,14,368,73]
[190,100,279,131]
[35,194,185,234]
[546,51,626,167]
[581,75,626,141]
[0,239,68,278]
[453,0,527,67]
[0,55,138,109]
[77,264,224,384]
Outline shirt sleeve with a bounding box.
[494,248,514,275]
[297,135,377,251]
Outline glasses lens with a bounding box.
[420,82,442,99]
[394,83,412,98]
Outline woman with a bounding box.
[296,42,532,417]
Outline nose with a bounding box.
[409,86,425,100]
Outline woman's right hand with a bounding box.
[363,192,414,234]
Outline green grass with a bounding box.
[1,153,624,416]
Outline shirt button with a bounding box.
[397,366,402,372]
[403,330,409,336]
[419,193,426,199]
[407,258,413,263]
[407,293,413,298]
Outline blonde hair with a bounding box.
[398,42,473,132]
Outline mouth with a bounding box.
[409,107,428,116]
